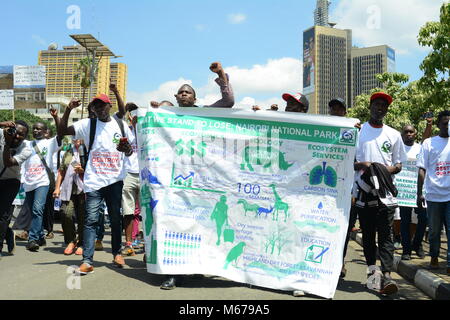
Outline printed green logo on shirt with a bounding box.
[40,147,48,157]
[381,141,392,153]
[112,133,121,144]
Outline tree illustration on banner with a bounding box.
[264,227,292,255]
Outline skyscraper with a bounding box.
[351,45,396,106]
[303,26,352,114]
[303,0,395,113]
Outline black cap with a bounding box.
[328,98,347,109]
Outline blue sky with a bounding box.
[0,0,445,108]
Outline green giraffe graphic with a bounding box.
[210,195,229,246]
[224,242,246,269]
[269,183,289,222]
[237,199,260,217]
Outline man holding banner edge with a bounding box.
[353,92,407,295]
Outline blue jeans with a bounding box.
[83,181,123,265]
[400,206,427,254]
[26,186,50,242]
[426,201,450,267]
[95,201,106,241]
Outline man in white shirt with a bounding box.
[0,120,31,257]
[417,110,450,274]
[354,92,407,295]
[398,125,427,261]
[59,94,134,274]
[23,121,61,252]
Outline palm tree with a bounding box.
[74,57,96,119]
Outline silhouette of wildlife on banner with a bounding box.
[135,107,358,299]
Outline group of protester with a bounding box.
[0,61,449,297]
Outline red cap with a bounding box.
[282,92,309,110]
[370,92,393,106]
[91,94,112,104]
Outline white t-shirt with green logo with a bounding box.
[404,143,422,161]
[356,122,407,166]
[74,118,133,193]
[22,137,59,192]
[416,136,450,202]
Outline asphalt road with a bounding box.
[0,225,430,301]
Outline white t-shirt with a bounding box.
[73,117,133,193]
[124,128,139,174]
[404,143,422,161]
[22,137,60,192]
[0,130,32,181]
[356,122,407,166]
[416,136,450,202]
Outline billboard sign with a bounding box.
[303,28,316,95]
[0,65,47,109]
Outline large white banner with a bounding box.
[136,107,358,299]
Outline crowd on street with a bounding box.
[1,62,449,296]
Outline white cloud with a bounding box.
[195,24,206,31]
[127,78,192,107]
[330,0,444,54]
[127,57,302,109]
[228,13,247,24]
[225,58,303,95]
[32,35,47,47]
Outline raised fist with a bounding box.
[209,62,223,74]
[50,107,58,118]
[68,98,81,110]
[109,83,118,92]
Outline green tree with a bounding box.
[349,3,449,140]
[74,57,95,119]
[417,2,450,113]
[0,110,56,140]
[347,72,435,141]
